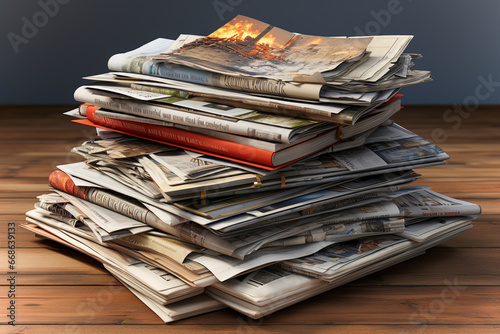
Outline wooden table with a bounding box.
[1,105,499,333]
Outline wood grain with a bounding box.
[6,325,500,334]
[0,105,498,333]
[1,285,498,325]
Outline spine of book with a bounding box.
[81,104,277,166]
[48,170,239,258]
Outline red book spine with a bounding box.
[82,105,276,166]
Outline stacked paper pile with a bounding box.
[23,16,482,322]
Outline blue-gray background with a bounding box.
[1,0,499,105]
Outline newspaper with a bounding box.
[114,278,225,323]
[337,69,432,92]
[83,85,331,135]
[206,235,428,318]
[167,186,402,235]
[149,150,230,180]
[106,17,430,98]
[31,203,139,243]
[207,172,417,232]
[49,170,243,257]
[54,190,151,233]
[174,183,337,220]
[71,96,400,169]
[308,218,406,240]
[206,230,441,319]
[221,200,399,243]
[74,86,335,144]
[297,200,401,227]
[280,219,473,281]
[71,141,156,196]
[138,156,259,201]
[91,135,173,159]
[49,169,183,225]
[85,71,391,124]
[123,198,404,263]
[133,81,397,106]
[113,206,399,262]
[279,235,412,278]
[131,111,418,202]
[193,121,437,173]
[208,228,463,318]
[102,263,201,305]
[26,209,98,242]
[35,204,80,227]
[188,240,335,282]
[146,158,411,201]
[364,122,415,143]
[83,159,162,199]
[107,241,218,287]
[165,171,416,229]
[191,157,445,201]
[73,137,240,185]
[207,265,325,312]
[145,206,240,258]
[398,216,476,242]
[36,196,82,221]
[289,124,448,175]
[263,218,405,246]
[56,162,181,213]
[320,88,396,105]
[152,15,371,82]
[335,35,413,83]
[116,232,201,264]
[394,189,482,217]
[142,196,399,260]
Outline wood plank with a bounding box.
[0,164,68,178]
[415,168,500,178]
[231,286,500,326]
[8,325,500,334]
[351,247,500,286]
[0,131,90,141]
[0,274,118,286]
[2,285,498,325]
[0,248,108,277]
[0,285,164,325]
[410,180,500,195]
[440,217,500,248]
[0,199,38,215]
[0,143,88,153]
[0,154,83,165]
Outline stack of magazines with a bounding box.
[23,15,482,322]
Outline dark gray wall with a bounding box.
[1,0,500,105]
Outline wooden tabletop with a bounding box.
[1,105,499,333]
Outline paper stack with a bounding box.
[23,15,481,322]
